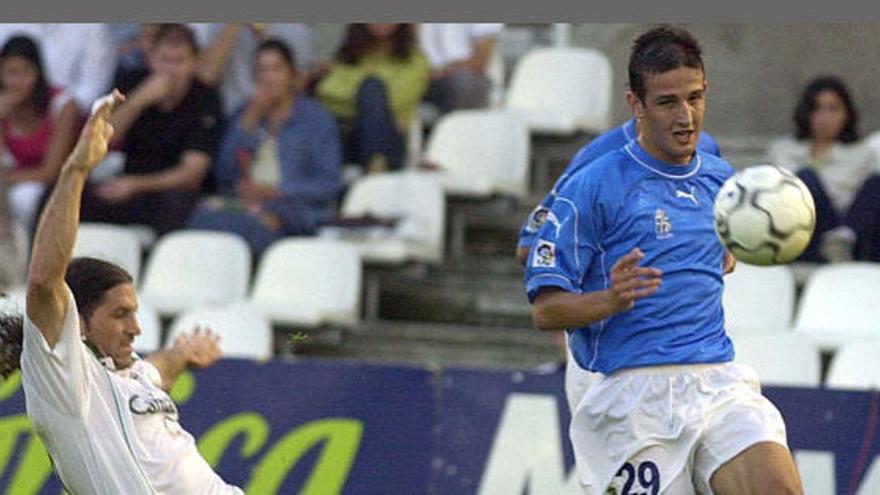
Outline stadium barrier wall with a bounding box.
[0,358,877,494]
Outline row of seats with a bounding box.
[733,333,880,390]
[723,262,880,351]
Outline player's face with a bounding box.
[0,55,39,104]
[810,90,848,143]
[82,283,141,369]
[629,67,706,165]
[254,49,296,99]
[150,41,198,97]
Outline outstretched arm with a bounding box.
[146,327,222,391]
[26,90,125,347]
[532,248,663,330]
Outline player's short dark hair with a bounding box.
[65,257,133,321]
[257,38,298,71]
[793,75,859,144]
[628,25,704,102]
[152,23,200,55]
[0,308,22,380]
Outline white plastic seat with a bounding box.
[722,264,796,337]
[504,47,612,135]
[166,302,272,361]
[139,231,252,317]
[249,238,361,328]
[793,262,880,351]
[732,334,822,387]
[323,171,445,265]
[424,109,530,198]
[134,299,162,354]
[74,222,144,284]
[825,339,880,390]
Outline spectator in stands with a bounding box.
[0,35,78,235]
[187,39,342,258]
[418,23,504,114]
[316,24,429,173]
[0,173,21,290]
[766,75,880,262]
[109,23,161,91]
[0,24,115,115]
[80,24,224,236]
[192,23,315,116]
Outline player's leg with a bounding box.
[693,363,802,495]
[708,441,802,495]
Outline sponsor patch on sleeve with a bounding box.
[526,206,550,233]
[532,239,557,268]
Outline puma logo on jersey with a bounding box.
[675,187,698,205]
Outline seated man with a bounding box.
[418,23,503,113]
[81,24,224,235]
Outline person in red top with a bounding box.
[0,35,78,235]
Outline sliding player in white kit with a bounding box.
[21,90,243,494]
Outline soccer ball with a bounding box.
[713,165,816,266]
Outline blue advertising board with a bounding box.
[0,358,877,494]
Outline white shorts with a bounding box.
[570,362,788,495]
[564,342,603,414]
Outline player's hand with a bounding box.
[95,175,141,203]
[67,89,125,172]
[609,247,662,312]
[723,250,736,275]
[172,326,222,369]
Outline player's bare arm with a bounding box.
[147,326,222,391]
[26,90,125,347]
[532,248,662,330]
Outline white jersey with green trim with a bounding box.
[20,287,242,494]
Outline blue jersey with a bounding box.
[518,118,722,248]
[524,140,736,374]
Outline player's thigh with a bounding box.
[709,441,802,495]
[606,445,696,495]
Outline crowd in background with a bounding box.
[1,23,879,292]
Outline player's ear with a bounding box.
[626,90,645,120]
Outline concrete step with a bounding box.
[291,319,561,370]
[377,268,533,328]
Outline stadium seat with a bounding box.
[825,339,880,390]
[722,264,796,337]
[322,171,445,265]
[732,334,822,387]
[74,223,144,284]
[504,47,612,135]
[139,231,252,317]
[423,109,530,199]
[134,299,162,354]
[793,262,880,351]
[249,238,361,328]
[165,302,272,361]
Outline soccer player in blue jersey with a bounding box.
[525,27,803,494]
[515,118,721,265]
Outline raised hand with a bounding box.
[68,89,125,172]
[609,247,663,312]
[171,326,222,369]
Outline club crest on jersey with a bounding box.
[654,208,673,239]
[526,206,550,233]
[532,239,557,268]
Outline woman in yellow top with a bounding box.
[316,24,429,172]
